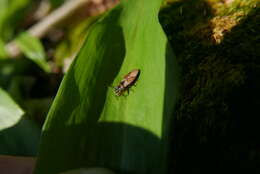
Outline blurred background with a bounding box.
[0,0,119,157]
[0,0,259,173]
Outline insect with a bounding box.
[114,69,140,96]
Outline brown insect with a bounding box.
[114,69,140,96]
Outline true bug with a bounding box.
[114,69,140,96]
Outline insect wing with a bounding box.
[123,69,139,79]
[123,69,140,87]
[122,76,136,87]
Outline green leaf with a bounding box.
[50,0,66,8]
[15,32,51,72]
[0,88,41,156]
[0,40,8,58]
[0,0,32,41]
[0,88,24,130]
[35,0,180,174]
[54,16,99,68]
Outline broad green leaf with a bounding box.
[15,32,51,72]
[35,0,180,174]
[0,88,41,156]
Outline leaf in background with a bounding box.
[0,88,41,156]
[0,88,24,130]
[15,32,51,73]
[54,16,99,69]
[0,0,32,42]
[50,0,66,8]
[0,40,8,58]
[35,0,180,174]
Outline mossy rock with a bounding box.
[159,0,260,173]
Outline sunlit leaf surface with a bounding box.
[35,0,180,173]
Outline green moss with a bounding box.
[159,0,260,173]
